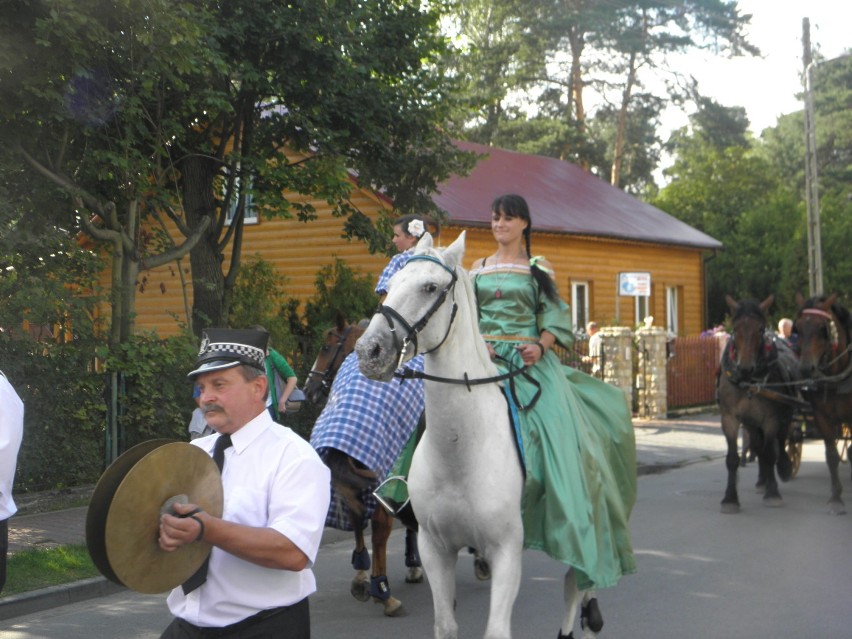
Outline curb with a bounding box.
[0,577,125,622]
[0,527,354,623]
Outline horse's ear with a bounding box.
[442,231,466,269]
[725,294,738,312]
[825,293,838,309]
[415,232,434,253]
[334,309,347,332]
[760,294,775,312]
[795,291,806,307]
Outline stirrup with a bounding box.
[373,475,410,517]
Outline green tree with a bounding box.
[0,0,474,348]
[447,0,758,191]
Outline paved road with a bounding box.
[3,437,851,638]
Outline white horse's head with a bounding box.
[356,231,467,381]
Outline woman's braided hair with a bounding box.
[491,194,558,303]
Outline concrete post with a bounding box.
[600,327,633,411]
[635,326,669,419]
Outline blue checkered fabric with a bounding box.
[310,351,424,530]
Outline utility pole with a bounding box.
[802,17,823,296]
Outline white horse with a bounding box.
[355,231,600,639]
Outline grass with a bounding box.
[3,544,99,596]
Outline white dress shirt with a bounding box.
[166,410,331,627]
[0,371,24,521]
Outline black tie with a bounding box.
[181,434,232,594]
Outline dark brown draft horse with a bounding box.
[306,314,423,617]
[794,293,852,515]
[718,295,797,513]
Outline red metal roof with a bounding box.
[434,140,722,250]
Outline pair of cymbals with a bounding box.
[86,440,224,594]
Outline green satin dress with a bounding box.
[473,264,637,590]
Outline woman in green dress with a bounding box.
[470,193,637,593]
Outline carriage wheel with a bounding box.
[786,438,803,478]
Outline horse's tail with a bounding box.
[324,448,377,483]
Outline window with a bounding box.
[223,166,258,226]
[634,294,649,326]
[666,286,679,335]
[571,281,589,332]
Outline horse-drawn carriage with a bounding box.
[719,294,852,515]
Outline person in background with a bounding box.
[158,327,330,638]
[776,318,794,346]
[0,370,24,595]
[470,194,636,633]
[585,321,603,378]
[187,384,213,440]
[253,327,298,423]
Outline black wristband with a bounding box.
[534,341,546,358]
[189,514,205,542]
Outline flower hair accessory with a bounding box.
[529,255,554,275]
[407,219,425,238]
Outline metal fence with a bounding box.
[553,335,604,378]
[666,335,720,409]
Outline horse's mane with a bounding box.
[416,243,497,374]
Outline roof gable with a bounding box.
[434,140,722,250]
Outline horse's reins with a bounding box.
[379,254,541,410]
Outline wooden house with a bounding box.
[119,141,721,337]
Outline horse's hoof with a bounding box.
[721,501,740,514]
[762,496,783,508]
[473,555,491,581]
[379,596,407,617]
[405,566,424,583]
[580,598,604,633]
[828,500,847,516]
[351,575,371,602]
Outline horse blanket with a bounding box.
[310,351,424,530]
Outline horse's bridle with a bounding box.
[374,255,459,369]
[306,325,355,397]
[797,307,850,376]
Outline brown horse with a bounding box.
[306,314,423,617]
[717,295,797,513]
[794,293,852,515]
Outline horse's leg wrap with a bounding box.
[370,575,391,601]
[404,529,421,567]
[580,597,604,632]
[351,547,371,571]
[557,631,574,639]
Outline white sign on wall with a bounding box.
[619,272,651,297]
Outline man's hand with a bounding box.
[159,502,205,552]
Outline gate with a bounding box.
[666,335,720,409]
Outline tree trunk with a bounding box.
[611,49,638,188]
[182,155,227,335]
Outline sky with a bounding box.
[666,0,851,136]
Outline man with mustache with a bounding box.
[158,328,330,638]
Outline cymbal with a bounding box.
[86,439,174,585]
[87,441,224,594]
